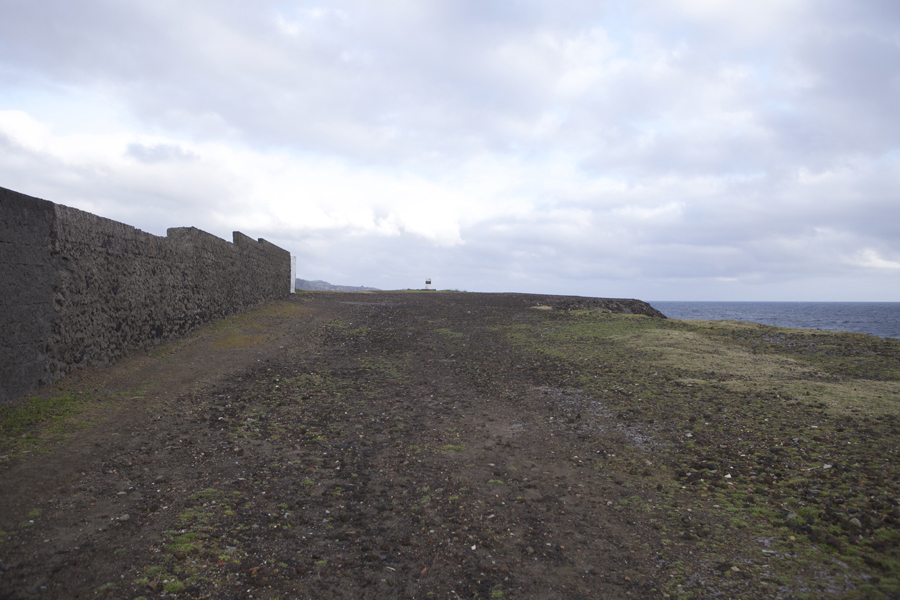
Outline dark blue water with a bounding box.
[648,302,900,339]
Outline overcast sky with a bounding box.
[1,1,898,300]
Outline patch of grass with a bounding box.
[253,303,316,319]
[436,328,464,338]
[439,444,465,452]
[177,507,215,526]
[0,383,146,457]
[0,388,93,438]
[358,356,405,380]
[624,325,900,416]
[189,488,220,501]
[210,333,268,351]
[150,339,184,357]
[203,302,315,352]
[168,531,203,554]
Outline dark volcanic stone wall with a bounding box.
[0,189,59,404]
[0,186,291,404]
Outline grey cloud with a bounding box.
[2,0,894,170]
[125,142,199,164]
[2,0,898,299]
[0,2,639,160]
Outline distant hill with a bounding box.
[295,279,380,292]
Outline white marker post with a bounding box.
[425,278,432,290]
[291,256,297,293]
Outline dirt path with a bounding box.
[1,291,898,599]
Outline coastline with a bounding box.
[650,300,900,339]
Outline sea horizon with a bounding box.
[647,300,900,340]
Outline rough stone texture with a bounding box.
[0,186,291,403]
[0,189,58,403]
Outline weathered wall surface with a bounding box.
[0,189,59,403]
[0,186,291,404]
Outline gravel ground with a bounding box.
[1,291,898,600]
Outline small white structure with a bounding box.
[291,256,297,293]
[425,278,432,290]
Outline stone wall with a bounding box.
[0,186,291,404]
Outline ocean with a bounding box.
[647,301,900,340]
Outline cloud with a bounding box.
[0,110,51,150]
[125,143,199,164]
[0,0,898,300]
[851,249,900,271]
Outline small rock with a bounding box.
[477,560,496,572]
[525,546,535,555]
[849,518,862,528]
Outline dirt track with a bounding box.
[1,291,898,599]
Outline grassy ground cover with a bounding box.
[499,309,900,598]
